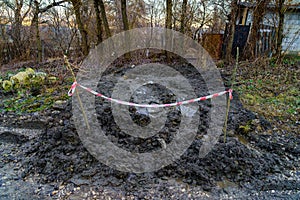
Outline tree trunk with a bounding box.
[275,0,285,58]
[165,0,172,60]
[121,0,129,31]
[29,0,67,61]
[165,0,172,29]
[150,5,154,27]
[98,0,111,38]
[180,0,187,34]
[243,0,271,60]
[120,0,130,58]
[70,0,89,56]
[32,1,42,62]
[225,0,238,63]
[13,1,22,54]
[192,1,207,41]
[93,0,103,45]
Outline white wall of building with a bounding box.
[282,12,300,52]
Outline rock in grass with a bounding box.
[52,100,68,110]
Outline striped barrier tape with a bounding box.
[68,81,233,108]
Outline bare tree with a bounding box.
[98,0,111,37]
[180,0,187,34]
[274,0,285,57]
[120,0,130,58]
[69,0,89,56]
[2,0,32,56]
[243,0,272,60]
[46,5,78,55]
[127,0,146,28]
[147,0,164,27]
[225,0,238,63]
[165,0,172,60]
[13,0,30,49]
[165,0,172,29]
[149,4,154,27]
[31,0,67,62]
[93,0,103,44]
[32,0,42,62]
[192,0,212,40]
[121,0,129,31]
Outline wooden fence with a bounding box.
[201,33,223,60]
[223,23,276,58]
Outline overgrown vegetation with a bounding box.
[0,90,69,114]
[235,55,300,134]
[0,62,73,114]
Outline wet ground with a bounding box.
[0,58,299,199]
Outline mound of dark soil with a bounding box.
[1,56,299,199]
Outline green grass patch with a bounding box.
[236,57,299,133]
[0,86,70,114]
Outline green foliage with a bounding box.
[0,67,53,94]
[0,67,70,114]
[2,80,13,91]
[0,85,69,114]
[239,123,252,134]
[236,57,299,133]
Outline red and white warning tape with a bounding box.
[68,81,233,108]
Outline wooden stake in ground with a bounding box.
[64,55,90,130]
[223,47,239,143]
